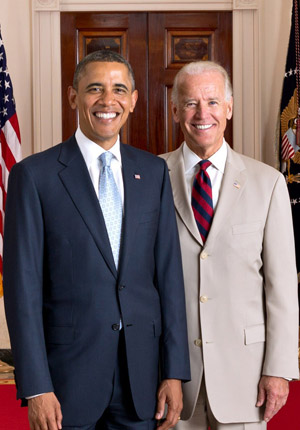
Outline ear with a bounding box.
[68,86,78,110]
[171,102,180,123]
[226,97,233,120]
[129,89,138,113]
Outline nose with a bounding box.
[99,89,115,105]
[195,103,207,118]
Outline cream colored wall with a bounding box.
[0,0,294,349]
[0,0,32,348]
[260,0,293,167]
[0,0,33,158]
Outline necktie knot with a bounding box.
[199,160,211,171]
[100,151,113,168]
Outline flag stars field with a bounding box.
[0,31,22,296]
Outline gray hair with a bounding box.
[171,61,232,105]
[73,50,136,91]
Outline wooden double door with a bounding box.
[61,12,232,155]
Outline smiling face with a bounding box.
[172,70,233,159]
[68,61,138,149]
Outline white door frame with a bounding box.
[32,0,261,159]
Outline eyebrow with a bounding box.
[86,83,129,91]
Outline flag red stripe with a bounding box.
[281,134,295,160]
[8,113,21,142]
[0,206,3,236]
[0,130,17,172]
[1,183,7,211]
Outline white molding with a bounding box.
[34,0,60,11]
[32,10,61,153]
[232,8,260,158]
[59,0,233,12]
[233,0,259,10]
[59,4,232,12]
[32,0,262,160]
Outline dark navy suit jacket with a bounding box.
[3,136,190,427]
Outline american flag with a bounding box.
[279,0,300,319]
[281,130,296,161]
[0,30,22,297]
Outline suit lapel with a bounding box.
[58,136,117,278]
[167,145,203,246]
[166,144,247,250]
[205,145,247,248]
[118,144,144,279]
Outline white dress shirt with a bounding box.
[76,127,124,208]
[183,139,227,210]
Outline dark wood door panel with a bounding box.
[148,12,232,154]
[61,11,232,154]
[61,12,148,147]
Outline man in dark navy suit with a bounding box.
[3,51,190,430]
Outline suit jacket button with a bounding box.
[200,251,208,259]
[112,323,120,331]
[194,339,202,347]
[118,285,125,291]
[200,295,208,303]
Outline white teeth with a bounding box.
[95,112,117,119]
[195,124,212,130]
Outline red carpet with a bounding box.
[268,380,300,429]
[0,384,29,430]
[0,382,299,429]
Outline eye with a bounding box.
[209,100,218,106]
[186,101,197,108]
[114,87,128,95]
[88,87,102,93]
[115,88,126,94]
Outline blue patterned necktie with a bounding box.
[192,160,214,243]
[99,152,123,268]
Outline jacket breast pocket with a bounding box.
[153,317,162,337]
[139,210,159,234]
[244,323,265,345]
[139,210,159,226]
[232,221,263,257]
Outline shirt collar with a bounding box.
[183,139,227,174]
[75,127,122,168]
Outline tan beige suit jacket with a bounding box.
[160,143,299,424]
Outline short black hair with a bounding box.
[72,50,136,91]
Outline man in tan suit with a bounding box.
[160,61,299,430]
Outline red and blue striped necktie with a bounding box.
[192,160,214,243]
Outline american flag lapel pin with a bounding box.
[233,181,240,189]
[134,174,141,180]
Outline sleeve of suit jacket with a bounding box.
[3,162,54,398]
[154,160,191,381]
[262,172,299,379]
